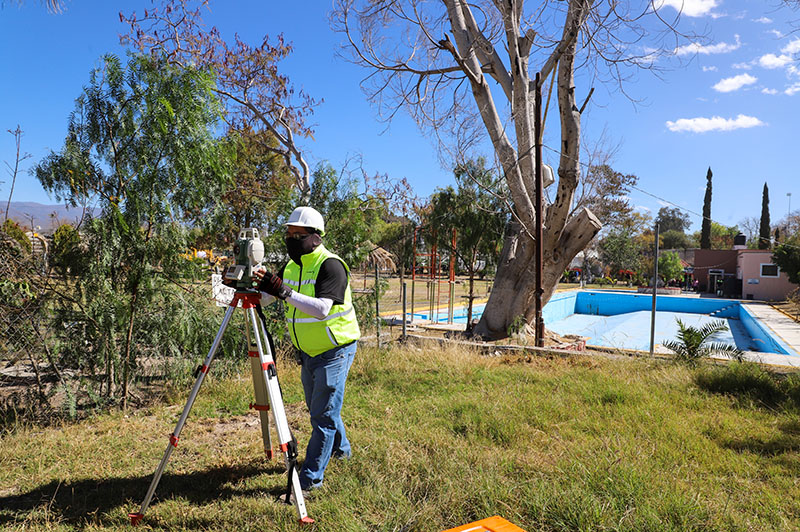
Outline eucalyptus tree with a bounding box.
[334,0,694,338]
[35,54,232,408]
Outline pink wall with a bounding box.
[738,250,797,301]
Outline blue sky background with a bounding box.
[1,0,798,233]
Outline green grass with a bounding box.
[2,346,800,531]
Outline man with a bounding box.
[254,206,360,493]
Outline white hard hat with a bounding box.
[285,206,325,234]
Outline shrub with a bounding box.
[2,219,31,254]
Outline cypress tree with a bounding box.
[759,182,771,249]
[700,167,712,249]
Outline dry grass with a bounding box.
[2,343,800,531]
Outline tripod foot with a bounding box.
[300,516,315,525]
[129,513,144,526]
[265,449,274,460]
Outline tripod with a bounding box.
[129,289,313,526]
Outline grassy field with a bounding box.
[2,344,800,531]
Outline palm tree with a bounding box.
[663,319,743,365]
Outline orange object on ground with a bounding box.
[442,515,526,532]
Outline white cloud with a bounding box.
[769,29,785,39]
[654,0,720,17]
[666,114,766,133]
[758,53,792,69]
[753,16,773,24]
[782,38,800,54]
[712,73,757,92]
[674,35,740,56]
[762,87,779,95]
[732,62,752,70]
[634,205,651,213]
[785,83,800,96]
[702,65,718,72]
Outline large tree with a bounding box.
[701,167,713,249]
[655,206,691,234]
[334,0,689,338]
[35,54,232,408]
[759,182,771,250]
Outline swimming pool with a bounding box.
[409,290,796,356]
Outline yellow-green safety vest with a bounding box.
[283,245,361,356]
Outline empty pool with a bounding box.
[411,290,796,355]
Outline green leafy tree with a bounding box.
[656,207,691,234]
[599,229,641,277]
[661,229,694,250]
[658,251,684,282]
[773,236,800,285]
[34,54,232,408]
[701,167,713,249]
[427,158,507,326]
[692,222,739,250]
[759,182,771,250]
[664,319,742,366]
[306,163,385,270]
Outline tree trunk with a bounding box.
[474,209,600,339]
[121,289,139,409]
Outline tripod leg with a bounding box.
[244,309,274,458]
[130,303,237,526]
[247,306,314,525]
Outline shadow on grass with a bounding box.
[718,420,800,471]
[0,461,290,528]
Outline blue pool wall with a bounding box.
[738,304,793,355]
[543,290,791,355]
[572,291,738,318]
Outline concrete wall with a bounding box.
[693,249,738,292]
[738,250,797,301]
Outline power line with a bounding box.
[538,143,800,253]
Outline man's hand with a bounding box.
[257,270,292,300]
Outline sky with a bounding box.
[0,0,798,235]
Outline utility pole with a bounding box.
[649,223,660,357]
[534,72,545,348]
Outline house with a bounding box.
[692,249,738,293]
[737,249,796,301]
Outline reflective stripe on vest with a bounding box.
[283,245,361,356]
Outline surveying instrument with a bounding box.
[129,228,314,526]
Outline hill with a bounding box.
[4,201,99,233]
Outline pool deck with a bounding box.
[738,303,800,368]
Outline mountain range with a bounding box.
[4,201,98,233]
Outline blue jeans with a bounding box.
[298,341,357,490]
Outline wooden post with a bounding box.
[375,263,381,349]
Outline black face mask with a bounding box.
[286,233,322,264]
